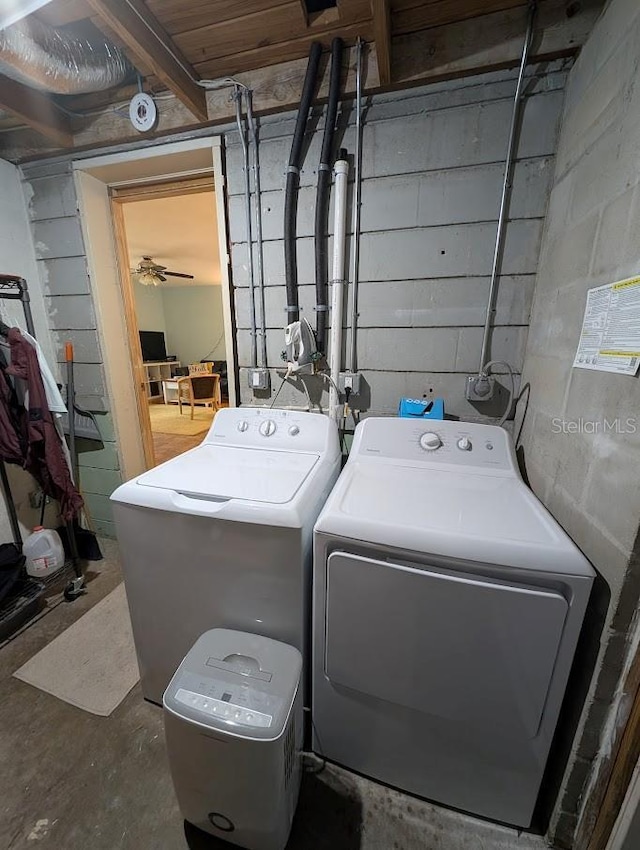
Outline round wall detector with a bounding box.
[129,92,157,133]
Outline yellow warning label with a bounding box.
[599,350,640,357]
[612,276,640,291]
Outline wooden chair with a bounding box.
[177,372,221,419]
[188,362,213,376]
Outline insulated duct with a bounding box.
[0,16,131,94]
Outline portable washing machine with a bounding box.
[164,629,303,850]
[312,417,595,828]
[111,407,340,705]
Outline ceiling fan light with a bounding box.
[139,271,159,286]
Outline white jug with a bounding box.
[23,526,66,578]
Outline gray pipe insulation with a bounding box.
[0,16,131,94]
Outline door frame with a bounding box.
[110,174,217,469]
[73,137,237,478]
[589,645,640,850]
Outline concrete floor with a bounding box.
[0,541,551,850]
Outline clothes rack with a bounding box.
[0,274,35,546]
[0,273,83,600]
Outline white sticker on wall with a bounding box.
[573,276,640,375]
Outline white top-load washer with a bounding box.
[112,407,340,705]
[312,418,595,828]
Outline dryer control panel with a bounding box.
[352,418,515,472]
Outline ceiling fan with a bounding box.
[132,256,194,286]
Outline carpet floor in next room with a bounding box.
[0,540,550,850]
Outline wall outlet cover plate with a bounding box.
[465,374,496,402]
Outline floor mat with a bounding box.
[13,583,139,716]
[149,404,214,436]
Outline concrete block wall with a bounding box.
[226,63,569,415]
[516,0,640,845]
[20,159,123,538]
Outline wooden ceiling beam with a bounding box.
[0,76,73,148]
[85,0,208,122]
[371,0,392,85]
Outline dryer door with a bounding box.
[324,552,568,738]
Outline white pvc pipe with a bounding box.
[329,158,349,420]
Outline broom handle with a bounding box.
[65,342,81,573]
[65,342,79,484]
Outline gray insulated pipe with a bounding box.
[0,17,131,94]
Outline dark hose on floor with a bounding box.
[314,37,344,354]
[284,41,322,324]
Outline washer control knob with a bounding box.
[237,420,249,432]
[288,425,300,436]
[420,432,442,451]
[259,419,277,437]
[457,437,472,451]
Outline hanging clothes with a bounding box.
[5,328,83,521]
[0,348,26,463]
[21,330,67,414]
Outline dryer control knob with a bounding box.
[420,432,442,451]
[259,419,277,437]
[237,420,249,432]
[288,425,300,436]
[457,437,472,451]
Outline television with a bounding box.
[139,330,167,362]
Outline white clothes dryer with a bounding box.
[312,417,594,828]
[112,407,340,705]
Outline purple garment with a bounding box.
[6,328,83,521]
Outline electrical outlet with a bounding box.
[338,372,362,395]
[465,374,496,402]
[248,368,270,391]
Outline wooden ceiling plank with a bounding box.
[146,0,295,37]
[0,76,73,147]
[371,0,392,84]
[191,22,373,79]
[392,0,602,84]
[85,0,208,121]
[172,0,371,66]
[390,0,460,12]
[393,0,527,35]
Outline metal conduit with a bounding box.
[246,90,268,370]
[235,90,258,369]
[478,0,537,374]
[348,38,364,373]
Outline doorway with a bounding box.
[111,177,227,466]
[73,137,237,482]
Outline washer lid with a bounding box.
[137,444,319,504]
